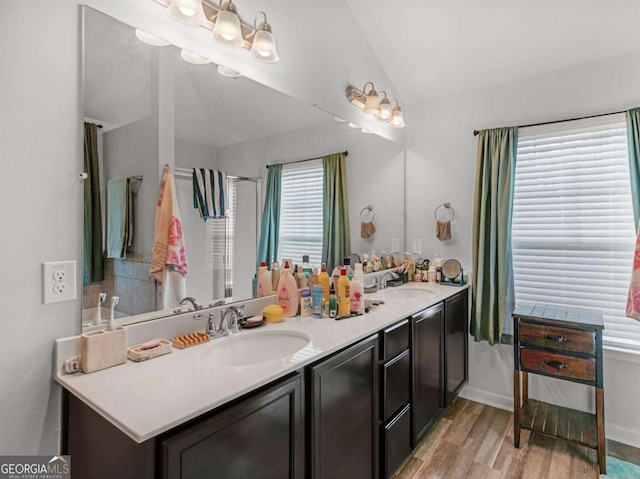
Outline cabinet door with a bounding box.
[161,373,304,479]
[444,290,469,406]
[412,303,443,446]
[309,335,379,479]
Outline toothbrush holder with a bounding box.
[80,327,127,373]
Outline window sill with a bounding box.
[603,345,640,364]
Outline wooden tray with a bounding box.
[172,332,210,349]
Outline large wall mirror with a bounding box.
[82,7,405,330]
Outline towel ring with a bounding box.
[434,202,455,221]
[360,205,375,223]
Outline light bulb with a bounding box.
[249,29,279,63]
[180,49,210,65]
[135,30,170,47]
[212,4,244,47]
[217,65,243,78]
[166,0,207,25]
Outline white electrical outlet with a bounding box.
[391,238,400,253]
[412,238,422,255]
[43,260,77,304]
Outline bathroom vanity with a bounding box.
[57,285,468,479]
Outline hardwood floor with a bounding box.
[394,398,638,478]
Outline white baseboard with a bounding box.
[458,385,513,412]
[458,385,640,448]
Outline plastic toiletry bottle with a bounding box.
[328,286,338,318]
[257,262,273,297]
[337,268,351,316]
[300,288,312,317]
[343,257,353,280]
[295,265,308,289]
[302,255,313,277]
[350,263,364,314]
[271,260,281,292]
[312,284,324,318]
[318,263,331,303]
[308,267,319,289]
[277,261,299,317]
[380,251,388,270]
[252,274,259,298]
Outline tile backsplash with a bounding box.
[83,255,156,316]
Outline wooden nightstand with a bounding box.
[512,303,605,474]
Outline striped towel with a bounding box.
[150,166,188,284]
[192,168,228,220]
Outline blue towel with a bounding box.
[192,168,227,220]
[106,178,133,258]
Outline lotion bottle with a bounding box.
[350,263,364,314]
[257,261,272,297]
[337,268,350,316]
[318,263,330,303]
[277,261,299,317]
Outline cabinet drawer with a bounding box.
[520,348,595,383]
[381,404,411,479]
[382,349,410,421]
[381,319,409,361]
[519,322,595,355]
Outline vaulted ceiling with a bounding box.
[348,0,640,105]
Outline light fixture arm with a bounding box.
[378,90,388,101]
[362,81,376,95]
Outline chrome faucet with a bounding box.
[179,296,202,311]
[221,305,247,336]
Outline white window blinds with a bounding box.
[277,160,324,268]
[512,115,640,349]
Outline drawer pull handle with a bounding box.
[544,360,567,370]
[544,335,566,343]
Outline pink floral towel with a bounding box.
[626,225,640,321]
[150,166,188,282]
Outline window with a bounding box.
[207,178,236,297]
[277,160,324,268]
[512,115,640,349]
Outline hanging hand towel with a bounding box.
[150,166,188,309]
[626,225,640,321]
[106,178,133,259]
[361,221,376,239]
[436,220,452,241]
[193,168,228,220]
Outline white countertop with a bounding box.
[55,283,468,443]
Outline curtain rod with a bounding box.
[171,165,258,182]
[266,150,349,168]
[472,109,628,136]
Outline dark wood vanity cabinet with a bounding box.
[411,303,444,446]
[308,334,379,479]
[161,373,304,479]
[379,320,412,479]
[444,290,469,406]
[63,372,304,479]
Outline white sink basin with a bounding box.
[378,287,435,298]
[198,330,311,368]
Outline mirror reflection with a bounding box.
[81,8,405,330]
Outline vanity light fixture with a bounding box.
[362,82,380,115]
[180,49,211,64]
[211,0,244,47]
[217,65,243,77]
[388,99,405,128]
[166,0,208,25]
[345,84,406,128]
[156,0,280,63]
[135,29,171,46]
[247,12,279,63]
[377,91,392,121]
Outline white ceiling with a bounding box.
[348,0,640,105]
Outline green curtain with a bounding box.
[257,164,282,268]
[322,152,350,272]
[626,107,640,229]
[471,127,517,345]
[82,122,104,285]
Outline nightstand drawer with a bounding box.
[519,322,595,355]
[520,349,595,382]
